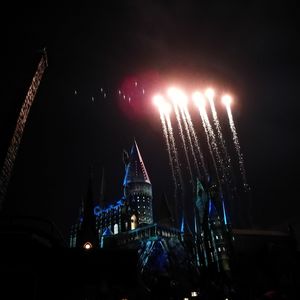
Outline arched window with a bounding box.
[114,223,119,235]
[131,214,137,230]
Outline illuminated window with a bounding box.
[218,247,221,252]
[131,214,137,230]
[216,235,219,240]
[191,291,198,297]
[114,223,119,235]
[83,242,92,250]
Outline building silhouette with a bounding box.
[0,141,298,299]
[70,140,236,298]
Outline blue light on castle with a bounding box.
[69,140,233,293]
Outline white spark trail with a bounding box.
[165,113,185,222]
[173,104,194,188]
[183,106,209,181]
[225,104,248,189]
[202,106,227,184]
[179,106,201,179]
[197,105,221,186]
[165,115,182,185]
[159,111,177,190]
[207,96,233,184]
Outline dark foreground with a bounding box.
[0,216,299,299]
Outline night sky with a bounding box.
[1,1,299,241]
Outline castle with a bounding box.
[69,140,233,295]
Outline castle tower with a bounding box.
[75,173,99,249]
[123,141,153,226]
[206,197,231,275]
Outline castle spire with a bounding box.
[123,140,153,225]
[123,140,151,186]
[98,167,105,208]
[222,198,229,225]
[208,198,219,220]
[195,178,208,225]
[76,169,98,249]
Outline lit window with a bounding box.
[114,223,119,235]
[218,247,221,252]
[216,235,219,240]
[191,291,198,297]
[131,214,137,230]
[83,242,92,250]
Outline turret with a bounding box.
[206,189,231,276]
[194,178,209,267]
[123,141,153,226]
[195,178,209,231]
[76,172,99,249]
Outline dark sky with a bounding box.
[1,1,299,241]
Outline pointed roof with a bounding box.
[195,178,207,204]
[180,215,185,233]
[208,199,219,220]
[102,227,112,236]
[98,167,106,208]
[222,199,228,225]
[195,178,208,224]
[123,140,151,185]
[76,170,98,248]
[82,171,95,219]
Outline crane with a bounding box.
[0,49,48,210]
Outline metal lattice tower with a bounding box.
[0,50,48,210]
